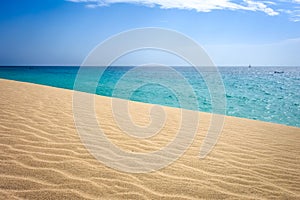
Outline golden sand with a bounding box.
[0,79,299,199]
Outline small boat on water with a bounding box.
[274,71,284,74]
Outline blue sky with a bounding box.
[0,0,300,66]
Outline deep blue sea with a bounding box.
[0,66,299,127]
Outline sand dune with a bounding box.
[0,79,299,199]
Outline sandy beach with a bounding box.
[0,78,299,199]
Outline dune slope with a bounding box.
[0,79,299,199]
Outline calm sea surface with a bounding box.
[0,66,299,127]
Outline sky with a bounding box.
[0,0,300,66]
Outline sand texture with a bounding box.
[0,79,299,199]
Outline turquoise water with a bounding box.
[0,66,299,127]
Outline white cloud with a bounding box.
[243,0,279,15]
[67,0,300,20]
[278,7,300,21]
[66,0,280,16]
[289,10,300,21]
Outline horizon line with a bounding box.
[0,65,300,67]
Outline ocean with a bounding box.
[0,66,299,127]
